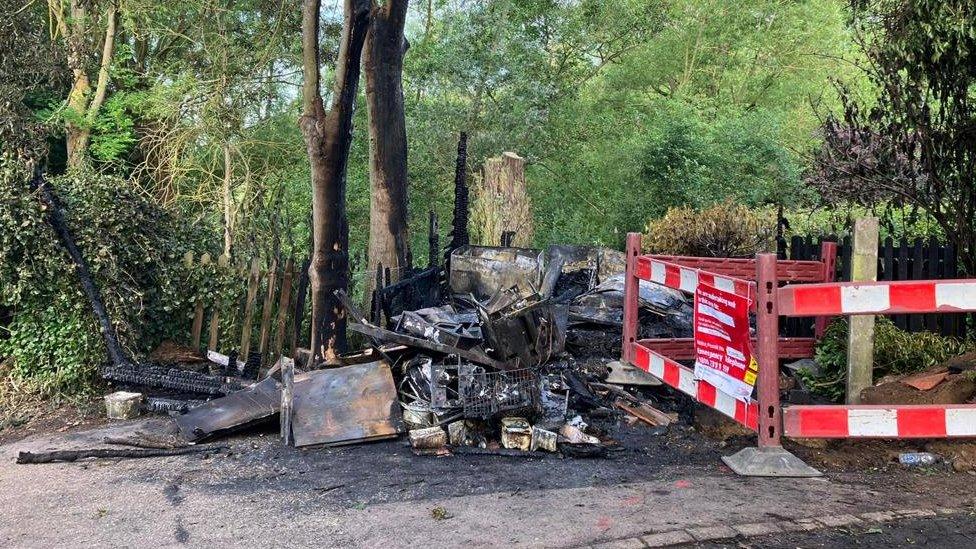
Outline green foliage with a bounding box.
[803,318,976,402]
[644,202,776,258]
[0,156,202,393]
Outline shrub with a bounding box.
[643,202,775,258]
[0,157,201,395]
[802,318,976,402]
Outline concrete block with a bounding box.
[641,530,695,547]
[104,391,143,420]
[686,525,737,542]
[732,522,782,537]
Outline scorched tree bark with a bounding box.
[300,0,371,364]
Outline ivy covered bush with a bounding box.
[0,156,209,396]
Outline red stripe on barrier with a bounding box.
[697,381,716,407]
[662,361,680,387]
[789,285,841,316]
[789,407,848,438]
[897,408,946,438]
[737,400,759,430]
[664,265,681,291]
[888,283,936,312]
[635,258,650,280]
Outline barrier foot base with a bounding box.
[722,446,822,478]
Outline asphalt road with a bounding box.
[1,420,975,548]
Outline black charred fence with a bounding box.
[778,235,968,339]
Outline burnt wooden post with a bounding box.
[428,210,439,268]
[274,258,295,357]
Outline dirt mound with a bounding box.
[860,374,976,405]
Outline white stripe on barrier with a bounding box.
[714,277,736,293]
[946,408,976,436]
[848,408,898,437]
[650,261,667,285]
[712,389,737,418]
[648,353,666,379]
[679,268,698,293]
[677,368,697,397]
[841,285,890,314]
[936,283,976,310]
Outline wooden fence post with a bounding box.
[208,254,230,351]
[847,217,879,404]
[240,257,261,360]
[274,258,295,358]
[190,253,211,349]
[258,258,279,359]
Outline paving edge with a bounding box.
[588,507,967,548]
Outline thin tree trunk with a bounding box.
[222,143,234,257]
[300,0,371,364]
[62,1,118,168]
[364,0,411,292]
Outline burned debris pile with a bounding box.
[321,244,693,457]
[17,238,694,464]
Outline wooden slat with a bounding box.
[240,257,261,360]
[910,240,924,331]
[190,253,211,349]
[274,258,295,358]
[290,256,311,356]
[926,237,940,332]
[208,254,230,350]
[258,258,279,358]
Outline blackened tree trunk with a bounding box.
[444,131,469,262]
[299,0,371,364]
[364,0,411,288]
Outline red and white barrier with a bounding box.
[783,405,976,438]
[633,343,759,431]
[779,279,976,316]
[635,256,754,299]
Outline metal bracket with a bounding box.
[722,446,822,477]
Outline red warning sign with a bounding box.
[693,283,757,401]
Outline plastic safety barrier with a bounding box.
[621,232,976,477]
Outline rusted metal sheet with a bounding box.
[175,376,281,442]
[291,361,405,447]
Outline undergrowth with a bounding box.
[800,318,976,402]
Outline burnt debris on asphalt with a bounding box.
[19,243,693,463]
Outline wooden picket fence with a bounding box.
[779,235,968,338]
[182,252,310,363]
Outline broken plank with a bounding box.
[614,399,674,427]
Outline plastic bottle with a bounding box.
[899,452,938,466]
